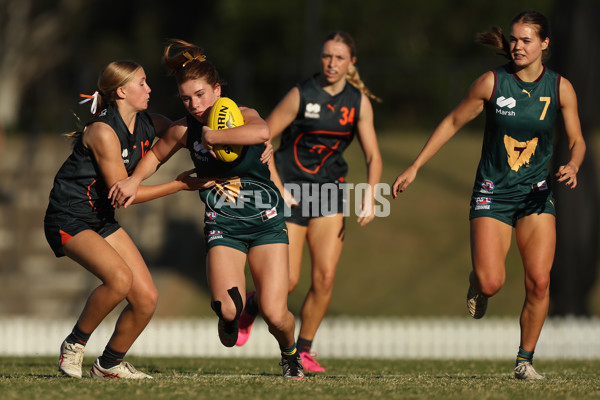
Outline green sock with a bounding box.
[516,347,534,366]
[280,343,297,356]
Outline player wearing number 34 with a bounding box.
[392,10,585,380]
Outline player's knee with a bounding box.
[138,287,159,317]
[262,307,290,331]
[312,268,336,294]
[478,276,504,297]
[107,267,133,299]
[526,275,550,300]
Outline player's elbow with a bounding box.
[254,124,270,142]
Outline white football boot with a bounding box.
[58,340,85,378]
[90,358,153,379]
[514,362,544,380]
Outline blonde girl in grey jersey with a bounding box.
[392,10,585,379]
[47,61,209,380]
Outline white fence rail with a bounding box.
[1,316,599,359]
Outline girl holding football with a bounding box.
[235,30,383,373]
[109,39,304,379]
[392,10,585,379]
[45,60,211,379]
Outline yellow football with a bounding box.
[207,97,244,162]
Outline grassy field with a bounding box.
[1,357,599,399]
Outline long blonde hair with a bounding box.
[96,60,143,108]
[324,31,381,103]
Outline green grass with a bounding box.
[1,357,600,399]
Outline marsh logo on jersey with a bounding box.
[192,140,210,162]
[480,179,495,194]
[474,197,492,210]
[304,103,321,119]
[121,148,129,164]
[496,96,516,117]
[193,140,208,153]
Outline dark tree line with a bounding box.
[549,0,599,316]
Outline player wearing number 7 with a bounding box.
[392,10,585,380]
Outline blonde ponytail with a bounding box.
[347,64,381,103]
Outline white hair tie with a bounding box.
[79,91,100,114]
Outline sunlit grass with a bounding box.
[2,357,600,400]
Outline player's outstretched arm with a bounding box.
[392,71,494,198]
[109,120,189,207]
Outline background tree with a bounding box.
[549,0,599,316]
[0,0,82,130]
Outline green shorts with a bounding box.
[204,220,289,253]
[469,189,556,227]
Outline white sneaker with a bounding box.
[90,358,153,379]
[58,340,85,378]
[514,362,544,380]
[466,285,488,319]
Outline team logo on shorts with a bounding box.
[261,207,278,222]
[532,180,548,191]
[207,230,224,242]
[474,197,492,210]
[480,179,495,194]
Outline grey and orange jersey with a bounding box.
[46,103,155,221]
[274,75,362,185]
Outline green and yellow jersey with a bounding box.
[186,115,285,233]
[473,64,560,199]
